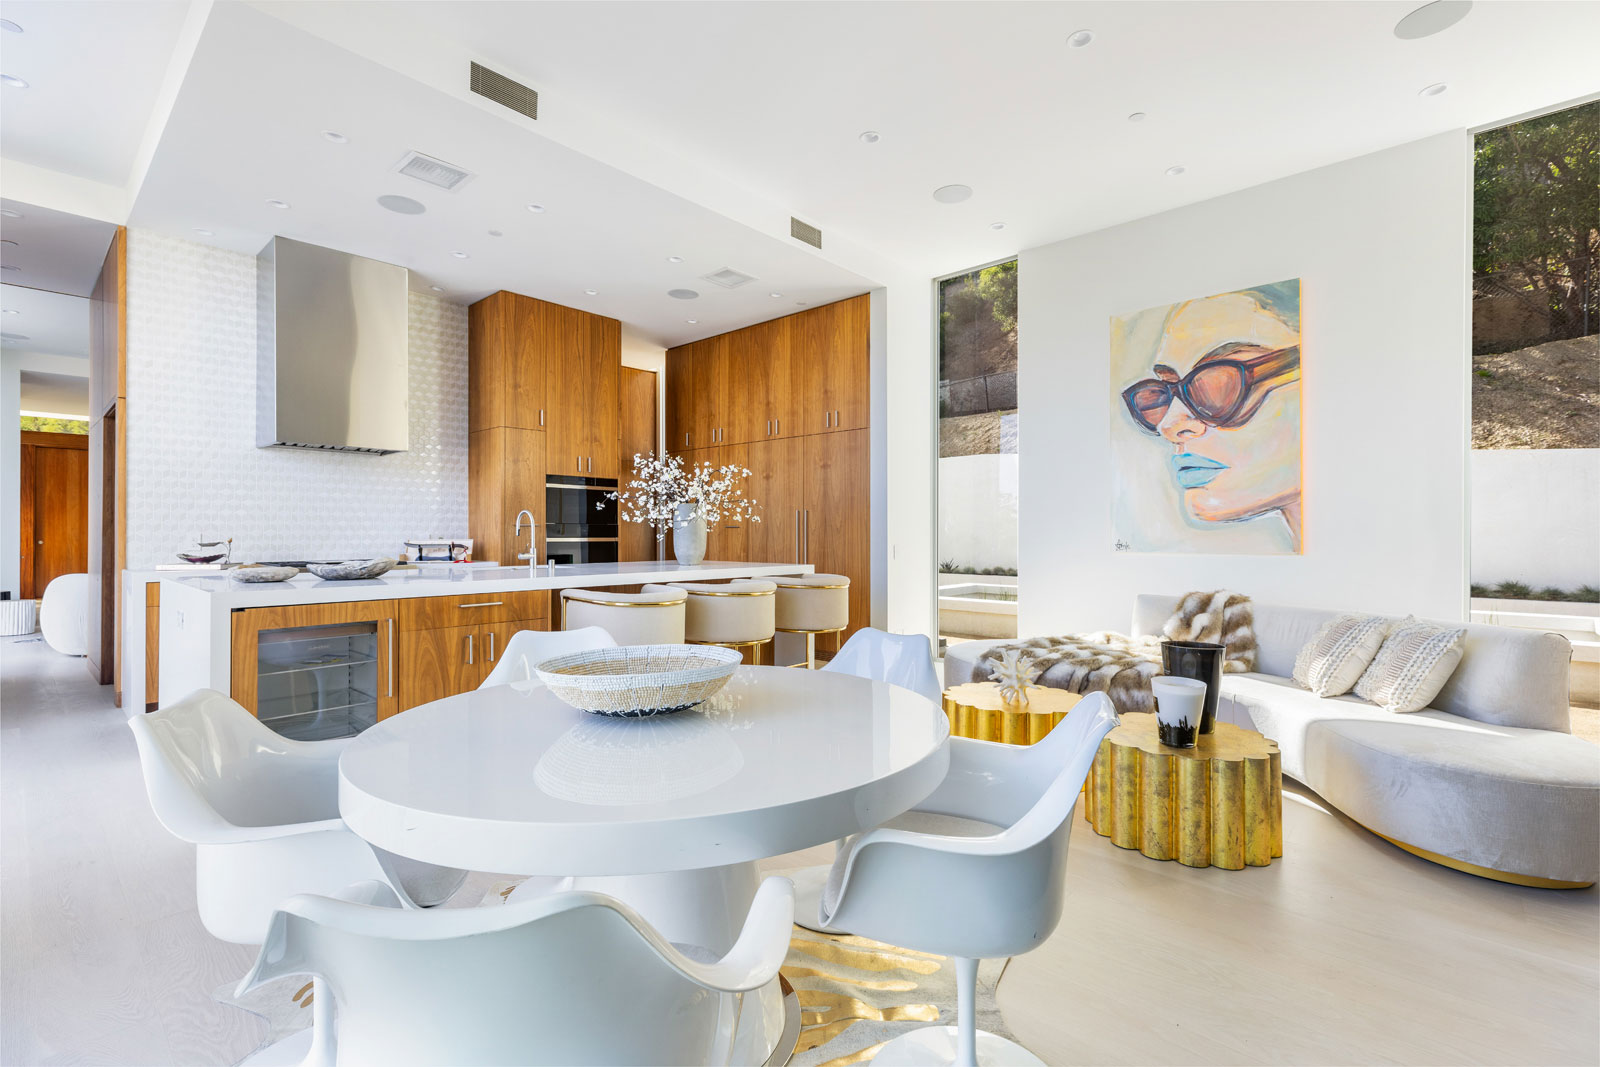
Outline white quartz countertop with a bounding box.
[150,560,814,609]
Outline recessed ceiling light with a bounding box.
[1165,165,1186,176]
[1,332,29,341]
[769,292,782,298]
[2,308,18,315]
[1128,112,1146,123]
[1,239,15,246]
[668,289,699,300]
[0,265,19,272]
[1067,29,1094,48]
[0,209,21,218]
[378,194,426,215]
[430,285,444,292]
[451,250,469,259]
[1395,1,1472,40]
[859,131,881,144]
[933,184,973,204]
[584,289,598,296]
[686,319,698,324]
[795,301,808,307]
[321,130,348,143]
[667,255,684,264]
[193,228,214,236]
[990,222,1006,230]
[1419,82,1449,97]
[266,198,290,209]
[487,229,503,237]
[0,19,21,32]
[1,74,29,89]
[525,203,545,214]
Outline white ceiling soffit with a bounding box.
[0,283,92,357]
[258,0,1600,278]
[0,1,193,190]
[0,198,117,297]
[20,369,90,418]
[128,4,874,348]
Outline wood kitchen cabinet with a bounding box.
[468,426,546,573]
[800,295,870,434]
[746,437,805,565]
[398,617,546,711]
[230,600,401,727]
[804,429,871,636]
[618,367,659,562]
[469,290,544,433]
[738,316,802,442]
[691,335,735,448]
[547,305,621,478]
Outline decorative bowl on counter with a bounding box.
[307,558,396,581]
[228,565,300,583]
[535,644,742,717]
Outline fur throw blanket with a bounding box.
[975,591,1256,714]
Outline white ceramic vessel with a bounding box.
[1152,675,1208,747]
[673,502,708,565]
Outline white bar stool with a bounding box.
[647,580,776,664]
[561,588,687,645]
[773,574,850,668]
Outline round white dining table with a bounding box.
[339,663,949,1057]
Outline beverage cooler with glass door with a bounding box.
[230,600,400,740]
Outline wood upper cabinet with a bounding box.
[469,291,544,433]
[588,316,621,478]
[746,437,804,565]
[804,429,871,636]
[800,295,870,434]
[737,318,801,442]
[544,302,621,478]
[693,335,733,447]
[665,343,695,452]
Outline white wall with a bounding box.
[1017,132,1472,635]
[1472,448,1600,589]
[877,277,936,639]
[1,350,92,596]
[124,230,469,567]
[938,454,1018,572]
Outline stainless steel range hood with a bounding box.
[257,236,409,454]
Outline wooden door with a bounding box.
[230,601,400,723]
[746,436,804,565]
[665,344,696,452]
[693,335,731,448]
[619,367,659,562]
[545,302,590,476]
[801,295,870,434]
[19,431,89,599]
[804,429,871,637]
[588,315,621,478]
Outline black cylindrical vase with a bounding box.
[1160,640,1225,734]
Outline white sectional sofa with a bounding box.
[944,594,1600,888]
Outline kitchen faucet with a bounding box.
[514,510,539,576]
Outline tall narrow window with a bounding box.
[1470,100,1598,711]
[936,259,1018,655]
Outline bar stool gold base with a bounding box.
[687,637,772,666]
[774,626,847,669]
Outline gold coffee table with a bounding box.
[942,682,1082,745]
[1083,713,1283,870]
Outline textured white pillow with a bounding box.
[1353,619,1468,713]
[1292,614,1391,696]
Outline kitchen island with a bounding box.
[137,561,812,723]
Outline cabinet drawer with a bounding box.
[399,590,548,631]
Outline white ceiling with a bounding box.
[0,197,117,296]
[126,3,874,348]
[20,369,88,418]
[0,1,190,186]
[260,0,1600,277]
[0,282,91,357]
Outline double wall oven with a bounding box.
[544,475,619,565]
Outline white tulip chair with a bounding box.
[479,625,617,689]
[819,692,1120,1066]
[237,875,797,1067]
[787,628,944,931]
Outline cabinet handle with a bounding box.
[489,630,496,662]
[387,618,394,698]
[458,601,503,608]
[684,432,690,447]
[835,409,841,427]
[576,456,581,472]
[467,633,474,666]
[794,510,800,564]
[774,418,779,435]
[804,509,810,564]
[766,419,771,436]
[588,457,593,472]
[540,409,545,427]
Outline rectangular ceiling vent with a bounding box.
[393,151,474,192]
[790,217,822,249]
[700,267,757,290]
[471,61,539,121]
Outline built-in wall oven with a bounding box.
[545,475,619,565]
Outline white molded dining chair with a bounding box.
[128,689,467,946]
[819,693,1120,1066]
[479,625,617,689]
[238,876,797,1067]
[790,628,943,931]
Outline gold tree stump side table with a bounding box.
[1083,713,1283,870]
[941,682,1082,745]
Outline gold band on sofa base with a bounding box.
[1365,828,1595,890]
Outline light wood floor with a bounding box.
[3,635,1596,1066]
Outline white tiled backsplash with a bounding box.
[125,230,469,568]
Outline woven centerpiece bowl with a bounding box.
[535,644,742,717]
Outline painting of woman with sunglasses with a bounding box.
[1111,279,1302,553]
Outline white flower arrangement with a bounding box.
[601,452,761,541]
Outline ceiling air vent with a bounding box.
[790,217,822,249]
[470,61,539,121]
[700,267,756,290]
[393,151,474,192]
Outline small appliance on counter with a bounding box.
[403,538,473,563]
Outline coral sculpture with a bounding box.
[987,647,1041,706]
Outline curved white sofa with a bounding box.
[945,594,1600,888]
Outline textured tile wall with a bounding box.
[125,230,468,568]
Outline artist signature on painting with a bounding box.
[1113,540,1131,552]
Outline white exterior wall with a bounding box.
[938,454,1019,573]
[1471,448,1600,590]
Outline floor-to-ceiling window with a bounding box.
[936,259,1018,653]
[1470,99,1598,706]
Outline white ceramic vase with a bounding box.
[1152,676,1208,748]
[672,502,707,566]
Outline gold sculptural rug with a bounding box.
[217,877,1015,1065]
